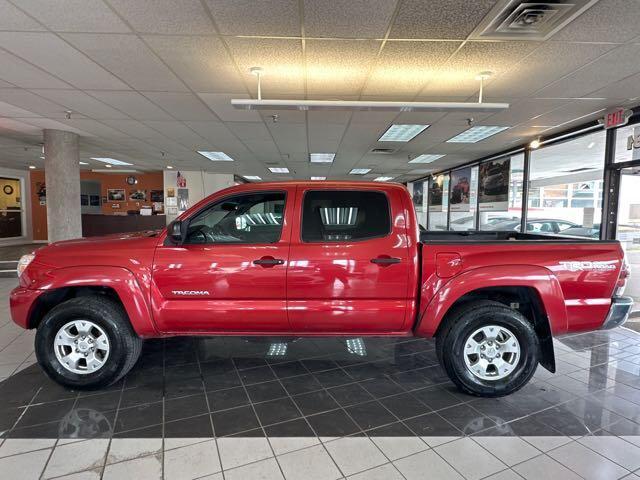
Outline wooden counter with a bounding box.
[82,214,166,237]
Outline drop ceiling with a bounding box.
[0,0,638,183]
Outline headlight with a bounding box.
[17,253,35,277]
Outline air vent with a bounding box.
[470,0,597,41]
[369,148,396,154]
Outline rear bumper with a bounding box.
[601,296,634,330]
[9,286,41,329]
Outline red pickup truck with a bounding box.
[10,181,633,397]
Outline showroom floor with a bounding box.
[1,279,640,479]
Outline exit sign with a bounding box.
[604,107,629,129]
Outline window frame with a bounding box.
[178,190,288,246]
[300,188,392,244]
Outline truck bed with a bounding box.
[420,230,605,243]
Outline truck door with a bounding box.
[151,187,293,333]
[287,186,412,333]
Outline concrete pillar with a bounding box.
[43,129,82,242]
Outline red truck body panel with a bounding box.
[10,181,626,340]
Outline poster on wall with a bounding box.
[150,190,163,202]
[129,189,147,201]
[449,167,471,212]
[176,171,187,188]
[177,188,189,212]
[428,175,445,212]
[478,158,510,211]
[107,189,125,202]
[411,182,424,210]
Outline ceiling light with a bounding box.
[166,165,174,169]
[587,141,595,149]
[231,99,509,112]
[244,175,262,181]
[311,176,326,180]
[28,165,36,169]
[79,161,88,165]
[310,153,335,163]
[529,138,541,149]
[197,151,234,162]
[446,126,509,143]
[374,176,395,182]
[379,124,429,142]
[91,157,133,166]
[349,168,371,175]
[409,154,445,164]
[105,164,112,168]
[269,167,289,173]
[39,156,44,159]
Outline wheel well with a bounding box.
[436,286,556,373]
[28,286,125,330]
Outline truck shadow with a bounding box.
[1,329,639,440]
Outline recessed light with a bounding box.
[79,161,89,165]
[244,175,262,181]
[91,157,133,166]
[105,164,112,168]
[28,165,36,170]
[309,153,335,163]
[349,168,371,175]
[269,167,289,173]
[310,176,326,180]
[379,124,429,142]
[374,176,395,182]
[39,156,44,159]
[446,126,509,143]
[529,138,541,149]
[409,154,445,164]
[166,165,174,169]
[197,151,234,162]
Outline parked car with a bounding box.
[11,182,632,397]
[487,218,579,235]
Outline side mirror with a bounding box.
[169,220,186,244]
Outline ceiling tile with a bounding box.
[16,0,131,32]
[61,33,187,91]
[107,0,215,34]
[0,32,130,90]
[29,89,129,120]
[0,89,72,117]
[143,120,207,146]
[304,0,396,38]
[226,37,304,95]
[0,50,71,89]
[305,40,381,95]
[390,0,497,39]
[205,0,300,36]
[184,121,249,152]
[144,35,245,93]
[142,92,218,121]
[87,91,173,120]
[0,0,43,30]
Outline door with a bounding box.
[616,167,640,315]
[0,177,24,239]
[151,188,293,333]
[287,187,412,333]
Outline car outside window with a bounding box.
[185,192,285,244]
[302,190,390,242]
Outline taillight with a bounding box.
[615,256,630,296]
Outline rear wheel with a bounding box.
[35,296,142,390]
[436,300,539,397]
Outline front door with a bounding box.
[151,188,293,333]
[287,186,412,333]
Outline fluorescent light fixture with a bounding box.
[28,165,36,169]
[379,124,429,142]
[268,167,289,173]
[310,153,335,163]
[349,168,371,175]
[529,138,541,149]
[446,126,509,143]
[79,161,89,165]
[244,175,262,181]
[409,154,445,164]
[105,164,112,168]
[374,176,395,182]
[91,157,133,166]
[310,176,326,180]
[197,151,234,162]
[166,165,174,169]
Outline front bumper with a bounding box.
[601,296,634,330]
[9,286,42,329]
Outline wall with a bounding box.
[163,170,235,224]
[30,170,163,241]
[0,166,32,245]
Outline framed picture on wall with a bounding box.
[107,189,125,201]
[80,194,88,206]
[89,195,100,206]
[150,190,163,202]
[129,189,147,201]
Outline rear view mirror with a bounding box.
[169,220,185,244]
[220,202,238,212]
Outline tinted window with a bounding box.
[302,190,390,242]
[185,192,285,244]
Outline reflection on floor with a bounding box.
[0,278,640,479]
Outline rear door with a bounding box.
[151,186,294,333]
[287,186,412,333]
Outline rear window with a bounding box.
[302,190,390,242]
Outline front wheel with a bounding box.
[436,301,539,397]
[35,296,142,390]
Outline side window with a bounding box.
[185,192,285,244]
[302,190,390,242]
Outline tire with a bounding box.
[436,300,539,397]
[35,296,142,390]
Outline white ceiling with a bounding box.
[0,0,639,182]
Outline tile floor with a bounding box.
[1,277,640,479]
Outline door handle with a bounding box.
[371,256,401,265]
[253,256,285,267]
